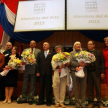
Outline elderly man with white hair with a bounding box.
[70,41,87,108]
[36,42,54,106]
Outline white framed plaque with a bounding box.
[67,0,108,30]
[14,0,65,32]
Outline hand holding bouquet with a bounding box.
[75,51,96,78]
[0,58,22,76]
[52,52,70,77]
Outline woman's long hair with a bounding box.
[73,41,82,51]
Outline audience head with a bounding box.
[104,37,108,47]
[11,46,18,55]
[43,42,50,51]
[87,41,95,51]
[30,40,36,49]
[55,45,64,53]
[73,41,82,51]
[6,42,12,50]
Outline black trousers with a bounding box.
[87,71,102,102]
[0,75,5,100]
[39,73,52,103]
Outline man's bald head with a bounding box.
[43,42,50,51]
[30,40,36,48]
[6,42,12,50]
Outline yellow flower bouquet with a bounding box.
[53,52,70,62]
[0,57,22,76]
[21,50,36,65]
[8,57,22,69]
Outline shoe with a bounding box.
[46,102,51,106]
[17,99,27,104]
[3,100,7,103]
[7,100,11,104]
[28,100,33,105]
[55,104,59,107]
[60,104,66,108]
[36,101,45,105]
[97,103,101,108]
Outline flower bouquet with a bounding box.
[52,52,70,78]
[0,49,5,54]
[102,97,108,107]
[0,57,22,76]
[75,51,96,78]
[21,50,36,65]
[8,57,22,69]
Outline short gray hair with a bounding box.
[55,45,64,52]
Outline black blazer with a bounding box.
[91,50,105,76]
[0,74,2,80]
[37,51,54,75]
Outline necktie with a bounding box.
[45,51,47,58]
[31,49,33,53]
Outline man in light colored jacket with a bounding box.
[17,40,41,105]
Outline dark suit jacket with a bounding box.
[3,50,11,55]
[37,51,54,76]
[91,50,105,76]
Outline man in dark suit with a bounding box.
[17,40,41,105]
[3,42,12,56]
[36,42,54,106]
[87,41,105,107]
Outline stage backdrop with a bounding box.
[12,31,107,100]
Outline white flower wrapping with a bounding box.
[0,70,10,76]
[57,60,70,78]
[75,51,96,78]
[75,59,88,78]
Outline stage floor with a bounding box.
[0,101,104,108]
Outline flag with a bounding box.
[19,43,23,56]
[0,24,3,43]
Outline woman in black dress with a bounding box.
[3,46,21,103]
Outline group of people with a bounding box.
[0,37,108,108]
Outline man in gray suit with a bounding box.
[17,40,41,105]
